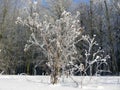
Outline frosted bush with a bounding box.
[16,2,110,86]
[16,7,83,84]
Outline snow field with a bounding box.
[0,75,119,90]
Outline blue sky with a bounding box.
[41,0,89,5]
[42,0,47,6]
[73,0,89,3]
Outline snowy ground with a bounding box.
[0,75,120,90]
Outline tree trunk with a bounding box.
[89,0,94,37]
[51,54,60,84]
[104,0,118,74]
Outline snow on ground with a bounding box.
[0,75,120,90]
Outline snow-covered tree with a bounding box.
[81,35,110,75]
[70,35,111,77]
[16,1,83,84]
[16,1,111,86]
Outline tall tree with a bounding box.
[44,0,72,19]
[104,0,118,74]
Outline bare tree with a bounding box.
[104,0,118,74]
[0,0,30,74]
[16,0,83,83]
[44,0,72,19]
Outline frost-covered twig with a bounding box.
[16,4,83,84]
[0,71,4,75]
[68,35,110,76]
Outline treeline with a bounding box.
[0,0,120,75]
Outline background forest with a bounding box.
[0,0,120,76]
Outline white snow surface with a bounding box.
[0,75,120,90]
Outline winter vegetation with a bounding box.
[0,0,120,89]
